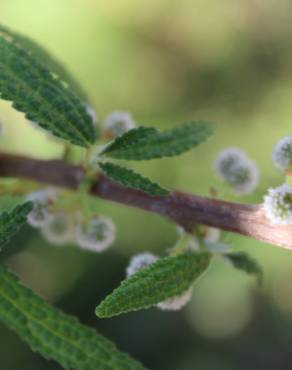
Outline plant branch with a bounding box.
[0,153,290,249]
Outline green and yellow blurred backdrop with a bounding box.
[1,1,292,369]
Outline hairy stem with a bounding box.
[0,153,291,249]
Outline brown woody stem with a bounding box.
[0,153,290,249]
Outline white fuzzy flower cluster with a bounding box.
[214,147,259,194]
[126,252,192,311]
[156,289,193,311]
[26,188,75,246]
[263,184,292,225]
[272,136,292,170]
[126,252,158,277]
[26,189,116,251]
[75,216,116,252]
[26,188,57,227]
[41,212,74,246]
[103,111,136,138]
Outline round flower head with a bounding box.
[75,216,116,252]
[41,213,74,246]
[214,147,259,194]
[263,184,292,225]
[104,111,136,137]
[272,136,292,170]
[157,288,193,311]
[126,252,158,277]
[26,188,57,228]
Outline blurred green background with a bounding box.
[1,1,292,369]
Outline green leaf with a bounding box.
[0,32,96,147]
[0,24,88,101]
[224,252,263,284]
[101,126,158,152]
[96,252,211,318]
[100,122,214,161]
[0,201,33,248]
[99,162,169,196]
[0,266,148,370]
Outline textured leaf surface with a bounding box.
[0,202,33,248]
[0,266,147,370]
[100,122,214,160]
[225,252,263,284]
[99,162,169,196]
[0,24,88,101]
[0,32,96,147]
[96,252,211,318]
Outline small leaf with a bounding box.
[96,252,211,318]
[0,24,88,101]
[225,252,263,284]
[0,32,96,147]
[0,201,33,248]
[0,266,148,370]
[99,162,169,196]
[100,122,214,161]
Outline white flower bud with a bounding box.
[157,288,192,311]
[26,188,57,228]
[126,252,158,277]
[186,238,200,252]
[104,111,136,137]
[175,227,200,252]
[214,147,259,194]
[177,226,220,251]
[263,184,292,225]
[272,136,292,170]
[205,227,220,243]
[75,216,115,252]
[41,212,74,246]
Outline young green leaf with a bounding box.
[101,126,158,152]
[0,201,33,248]
[0,24,88,101]
[224,252,263,284]
[0,32,96,147]
[99,162,169,196]
[96,252,211,318]
[100,122,214,161]
[0,266,148,370]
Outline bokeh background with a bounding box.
[1,1,292,369]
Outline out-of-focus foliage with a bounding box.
[0,24,88,101]
[0,266,147,370]
[2,1,292,369]
[0,31,96,147]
